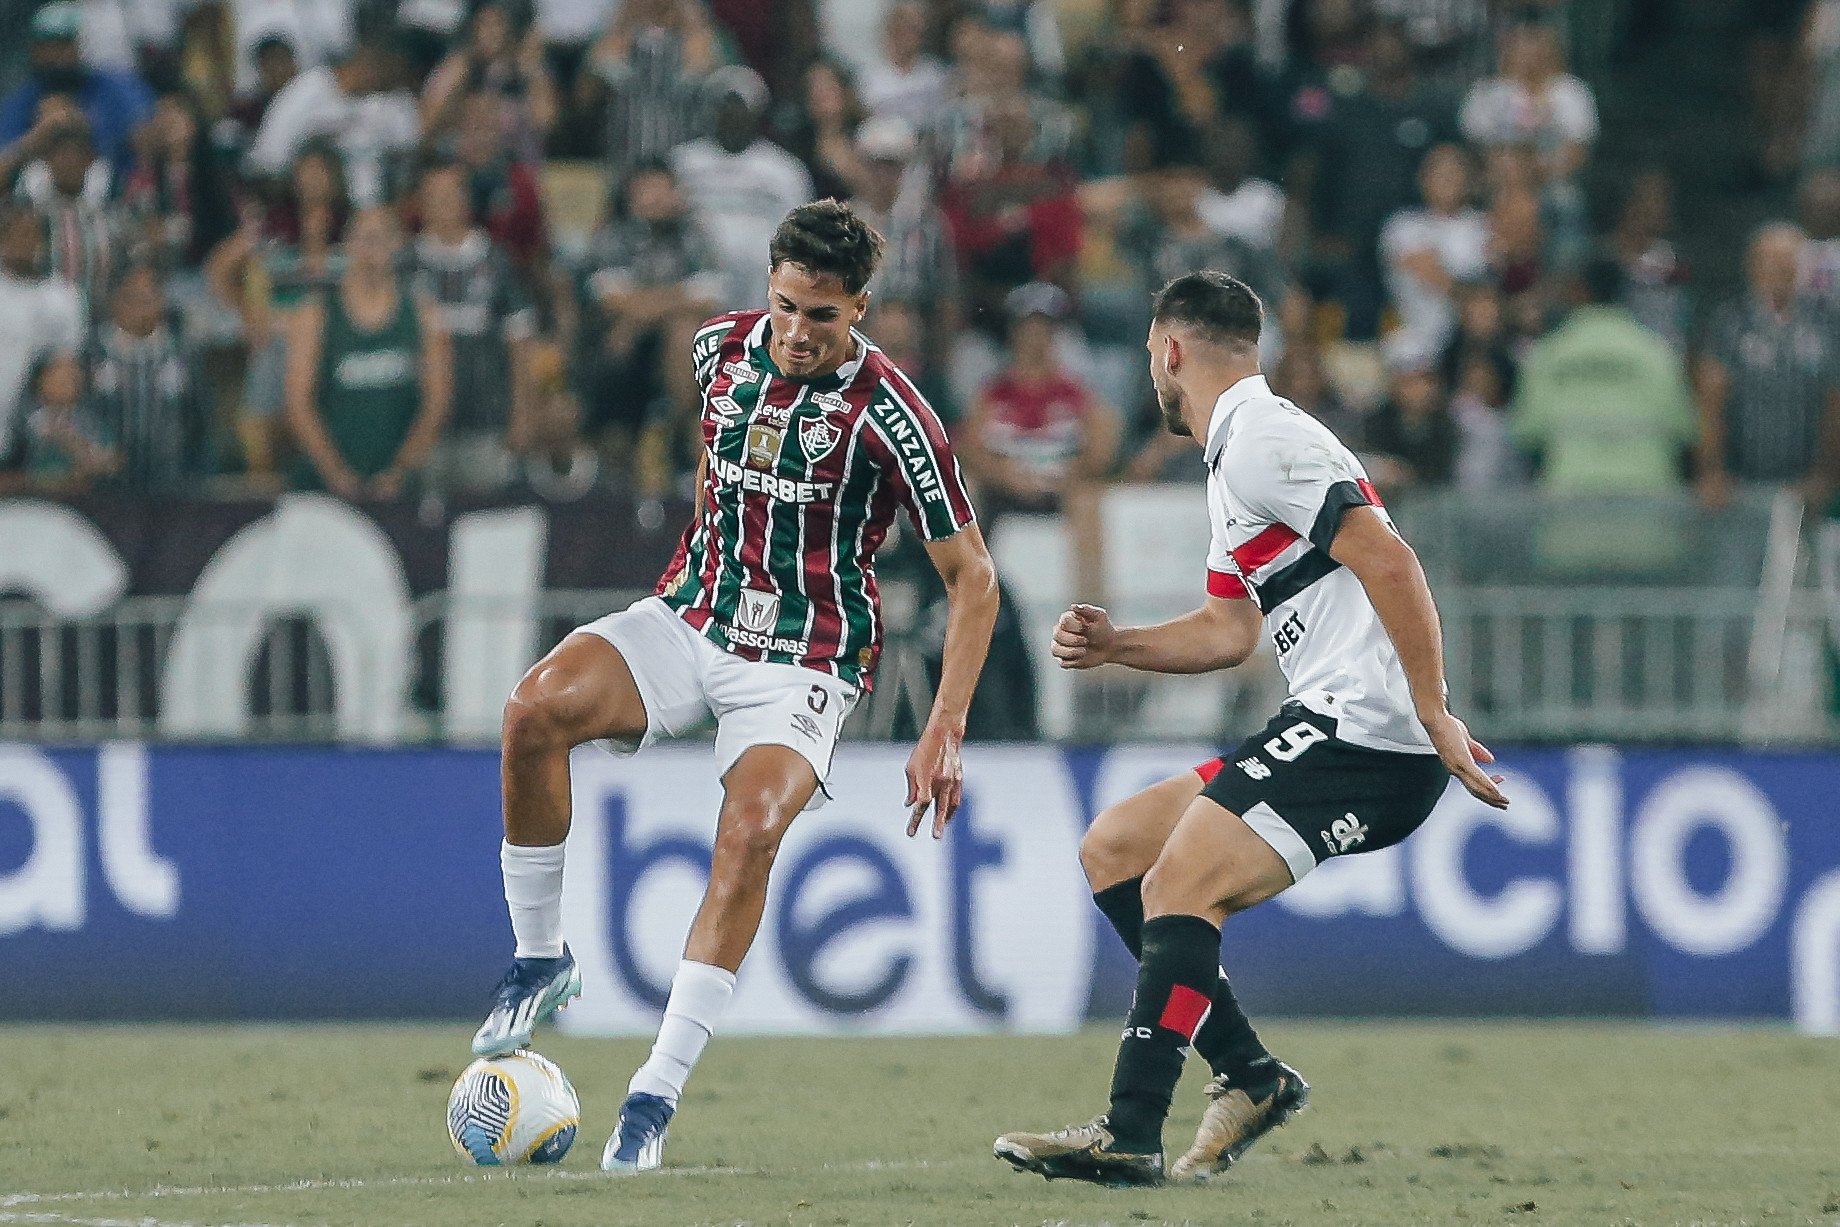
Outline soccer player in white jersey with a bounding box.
[994,271,1508,1187]
[469,200,999,1172]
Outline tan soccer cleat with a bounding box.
[1169,1060,1311,1182]
[993,1114,1165,1188]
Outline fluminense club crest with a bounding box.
[799,416,842,461]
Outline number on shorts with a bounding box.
[807,685,829,715]
[1264,721,1327,762]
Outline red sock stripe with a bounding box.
[1157,983,1213,1040]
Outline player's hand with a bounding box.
[1422,708,1508,809]
[904,718,964,839]
[1051,603,1116,669]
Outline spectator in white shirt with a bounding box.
[1460,21,1596,182]
[246,42,420,205]
[856,2,951,132]
[231,0,356,94]
[0,203,84,473]
[1196,116,1285,251]
[670,66,815,308]
[1380,141,1490,356]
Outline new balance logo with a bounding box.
[1236,757,1271,780]
[1323,813,1368,853]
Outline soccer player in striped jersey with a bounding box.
[471,199,1000,1172]
[994,272,1507,1187]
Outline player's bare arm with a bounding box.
[1051,595,1261,675]
[1327,506,1507,809]
[906,524,1000,839]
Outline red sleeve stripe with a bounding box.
[1356,477,1384,506]
[1207,568,1249,599]
[1194,756,1226,784]
[1230,523,1302,574]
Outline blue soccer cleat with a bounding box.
[470,946,582,1058]
[601,1091,674,1172]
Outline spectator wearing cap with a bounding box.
[1512,257,1694,496]
[856,2,950,132]
[1380,142,1489,358]
[849,116,959,364]
[0,203,85,477]
[0,3,153,176]
[412,158,539,495]
[1295,18,1461,340]
[578,158,723,501]
[581,0,722,185]
[1696,224,1840,509]
[245,40,419,205]
[958,281,1119,519]
[670,66,814,309]
[1364,341,1459,492]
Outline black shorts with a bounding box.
[1196,703,1450,882]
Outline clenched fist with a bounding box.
[1052,603,1117,669]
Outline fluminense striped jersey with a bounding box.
[657,310,976,689]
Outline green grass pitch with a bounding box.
[1,1022,1836,1227]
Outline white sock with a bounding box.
[501,840,566,959]
[627,960,736,1103]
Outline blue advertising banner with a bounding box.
[2,743,1838,1033]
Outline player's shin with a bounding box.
[628,961,737,1102]
[500,840,566,959]
[1193,968,1272,1080]
[1106,913,1223,1153]
[1093,875,1146,958]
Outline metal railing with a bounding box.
[3,509,1837,745]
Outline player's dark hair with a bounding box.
[769,199,885,296]
[1151,271,1263,351]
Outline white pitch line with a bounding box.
[0,1214,299,1227]
[0,1157,955,1211]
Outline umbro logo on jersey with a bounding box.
[709,394,743,425]
[723,359,758,385]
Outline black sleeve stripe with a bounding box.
[1308,479,1374,554]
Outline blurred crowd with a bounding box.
[0,0,1836,538]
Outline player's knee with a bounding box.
[501,687,571,759]
[1079,808,1142,888]
[710,801,786,883]
[1140,852,1201,916]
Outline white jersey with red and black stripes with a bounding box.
[1202,374,1436,754]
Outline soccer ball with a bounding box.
[446,1050,580,1166]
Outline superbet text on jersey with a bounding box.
[656,311,976,690]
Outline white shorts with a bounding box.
[573,597,858,810]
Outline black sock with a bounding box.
[1095,878,1269,1081]
[1092,877,1145,959]
[1106,913,1221,1153]
[1192,970,1272,1081]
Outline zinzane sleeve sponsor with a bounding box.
[690,314,736,395]
[868,376,978,541]
[1222,425,1382,557]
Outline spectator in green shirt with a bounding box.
[1512,256,1696,494]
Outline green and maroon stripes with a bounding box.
[657,310,974,689]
